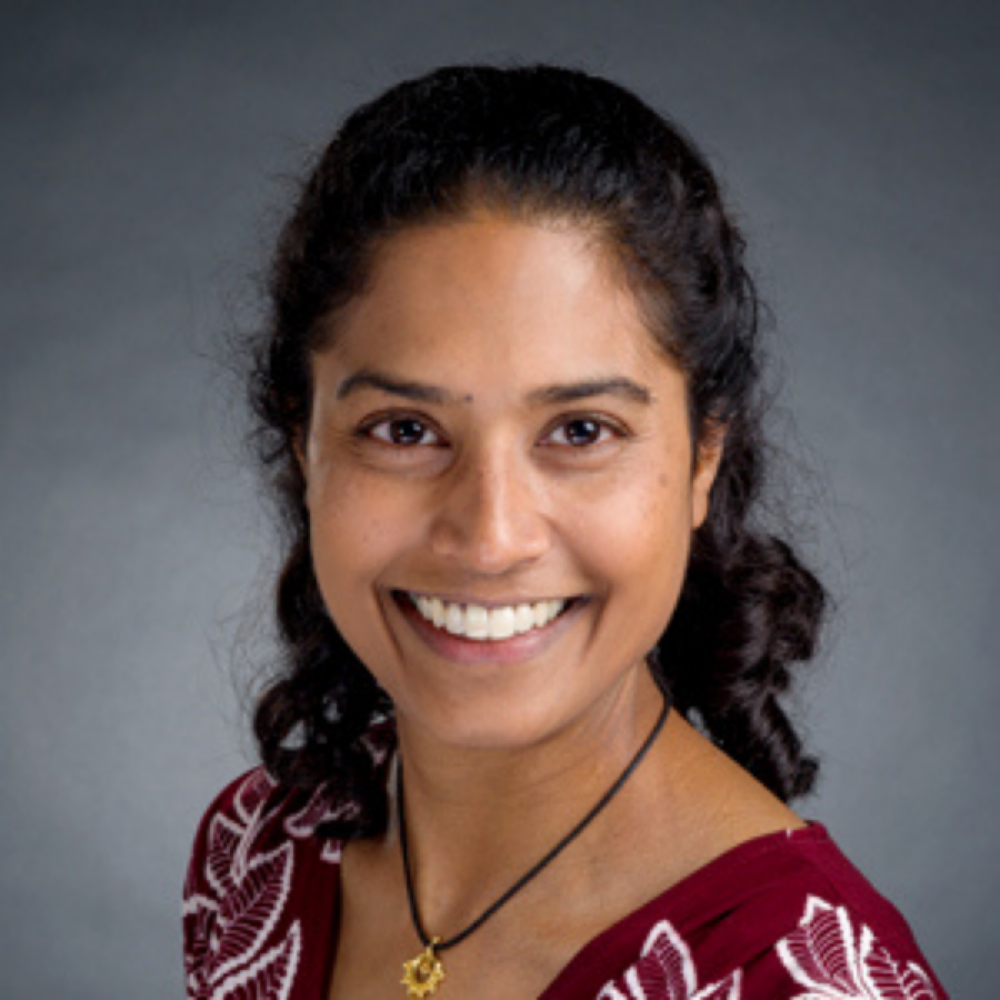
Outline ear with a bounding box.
[691,422,726,530]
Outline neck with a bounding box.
[391,667,669,934]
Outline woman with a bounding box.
[183,65,947,998]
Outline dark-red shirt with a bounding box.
[183,762,947,998]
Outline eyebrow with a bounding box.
[526,377,653,407]
[336,370,458,404]
[335,369,653,407]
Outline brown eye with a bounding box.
[547,418,612,448]
[369,417,441,447]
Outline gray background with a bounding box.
[1,1,996,996]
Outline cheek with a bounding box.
[307,472,420,602]
[306,484,418,685]
[570,467,694,594]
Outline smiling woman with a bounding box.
[182,66,948,998]
[301,220,717,751]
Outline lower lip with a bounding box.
[392,593,585,666]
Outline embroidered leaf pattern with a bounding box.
[637,919,697,996]
[283,782,360,843]
[214,923,302,1000]
[863,938,937,999]
[212,843,293,984]
[777,896,939,999]
[183,894,219,993]
[595,896,938,999]
[205,814,243,897]
[184,772,303,999]
[597,919,742,999]
[234,770,276,825]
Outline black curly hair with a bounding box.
[249,64,827,838]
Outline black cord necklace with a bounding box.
[397,694,671,998]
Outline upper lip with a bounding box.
[394,589,577,609]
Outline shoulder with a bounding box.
[183,765,360,880]
[184,722,396,886]
[180,766,358,999]
[567,826,949,999]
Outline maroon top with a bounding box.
[183,760,947,999]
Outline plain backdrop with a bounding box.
[1,2,997,996]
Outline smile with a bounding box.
[405,592,568,641]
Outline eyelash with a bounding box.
[362,415,445,448]
[356,412,628,451]
[544,416,629,447]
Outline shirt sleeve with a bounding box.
[181,769,307,1000]
[181,772,252,1000]
[181,766,351,1000]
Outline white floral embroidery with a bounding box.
[777,896,939,999]
[594,896,938,999]
[214,924,302,1000]
[596,918,742,999]
[282,732,392,863]
[185,735,391,998]
[283,781,360,851]
[184,772,303,999]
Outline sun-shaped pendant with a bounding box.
[401,938,446,998]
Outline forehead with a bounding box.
[325,216,673,385]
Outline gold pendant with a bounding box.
[401,937,446,998]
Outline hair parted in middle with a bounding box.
[248,63,827,838]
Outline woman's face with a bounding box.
[301,216,722,750]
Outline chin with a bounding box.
[396,694,573,754]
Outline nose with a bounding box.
[429,447,551,575]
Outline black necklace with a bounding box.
[397,694,671,998]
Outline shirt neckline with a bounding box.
[538,822,829,996]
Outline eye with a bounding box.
[367,416,442,447]
[544,416,620,448]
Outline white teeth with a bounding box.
[536,601,561,627]
[465,604,488,639]
[514,604,535,633]
[430,597,445,628]
[488,606,516,640]
[445,602,465,636]
[407,594,568,641]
